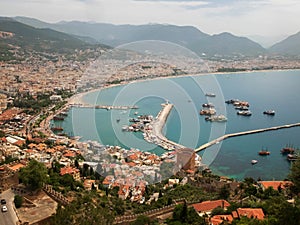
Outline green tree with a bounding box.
[74,159,79,169]
[211,206,226,216]
[219,185,230,200]
[0,130,5,138]
[19,159,48,191]
[14,195,23,208]
[289,158,300,194]
[131,215,151,225]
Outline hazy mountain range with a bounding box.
[1,16,300,58]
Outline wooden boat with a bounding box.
[258,149,270,156]
[281,144,295,154]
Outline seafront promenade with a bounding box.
[195,122,300,152]
[144,103,186,150]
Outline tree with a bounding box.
[219,185,230,200]
[0,130,5,138]
[131,215,151,225]
[74,159,79,169]
[289,158,300,194]
[19,159,48,191]
[180,201,188,223]
[14,195,23,208]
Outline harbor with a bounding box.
[53,70,300,180]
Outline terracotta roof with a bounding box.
[259,181,292,191]
[63,152,76,158]
[28,143,37,149]
[8,163,25,171]
[192,200,230,213]
[237,208,265,220]
[14,140,25,147]
[211,215,233,223]
[0,108,20,122]
[232,211,239,218]
[127,162,136,167]
[210,217,224,225]
[128,153,139,160]
[84,179,96,189]
[60,166,79,176]
[102,175,114,185]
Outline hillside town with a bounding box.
[0,17,300,225]
[0,50,300,224]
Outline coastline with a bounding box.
[68,67,300,106]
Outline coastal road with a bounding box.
[0,189,18,225]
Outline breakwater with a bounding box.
[195,122,300,152]
[143,103,186,150]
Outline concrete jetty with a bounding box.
[195,122,300,152]
[144,103,186,150]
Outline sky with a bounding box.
[1,0,300,44]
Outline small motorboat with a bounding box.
[263,110,275,116]
[205,93,216,97]
[251,159,258,165]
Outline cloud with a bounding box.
[1,0,300,39]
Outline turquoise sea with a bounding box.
[53,70,300,181]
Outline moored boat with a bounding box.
[129,118,140,123]
[51,126,63,131]
[53,116,64,121]
[205,93,216,97]
[225,99,240,104]
[287,154,298,161]
[258,150,270,156]
[263,110,275,116]
[251,160,258,165]
[233,101,249,107]
[200,108,216,115]
[235,106,249,110]
[205,115,227,122]
[281,144,295,154]
[202,103,214,108]
[237,110,252,116]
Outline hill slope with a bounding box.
[269,31,300,56]
[15,17,266,57]
[194,32,266,57]
[0,17,105,61]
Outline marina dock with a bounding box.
[195,122,300,152]
[144,103,186,150]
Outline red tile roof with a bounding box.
[14,140,25,147]
[211,215,233,223]
[8,163,25,172]
[237,208,265,220]
[63,152,76,158]
[210,217,223,225]
[232,211,239,219]
[60,166,79,176]
[259,181,292,191]
[192,200,230,213]
[102,175,114,185]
